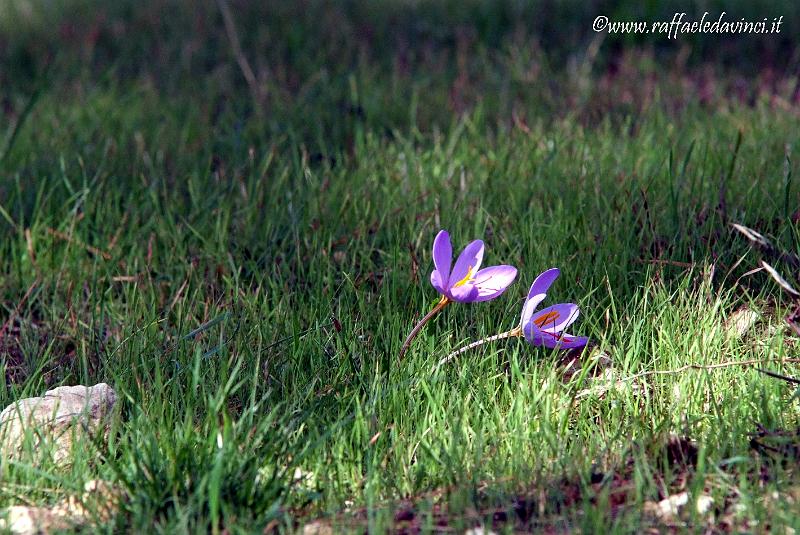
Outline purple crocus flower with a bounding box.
[520,268,588,349]
[430,230,518,303]
[398,229,518,359]
[437,267,588,367]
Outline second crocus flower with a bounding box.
[520,268,588,349]
[437,267,588,367]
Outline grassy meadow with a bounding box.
[1,1,800,532]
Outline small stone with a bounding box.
[77,479,121,521]
[0,479,121,534]
[0,505,75,534]
[644,491,713,522]
[696,494,714,515]
[0,383,117,465]
[657,491,689,517]
[725,307,760,339]
[302,520,333,535]
[644,491,688,520]
[292,467,316,490]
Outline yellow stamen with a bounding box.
[452,266,474,288]
[533,310,560,328]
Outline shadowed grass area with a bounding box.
[1,0,800,532]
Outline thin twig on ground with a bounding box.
[613,358,800,385]
[435,328,521,369]
[756,368,800,385]
[731,222,800,272]
[216,0,265,111]
[107,212,129,251]
[47,227,112,260]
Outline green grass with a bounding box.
[2,1,800,532]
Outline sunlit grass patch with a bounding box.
[1,6,800,527]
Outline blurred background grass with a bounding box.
[2,0,799,154]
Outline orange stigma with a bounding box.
[533,310,560,328]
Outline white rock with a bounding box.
[644,492,688,519]
[696,494,714,515]
[657,491,689,517]
[302,520,333,535]
[1,505,74,534]
[645,491,714,521]
[0,479,120,534]
[725,307,760,339]
[0,383,117,465]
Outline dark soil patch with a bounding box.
[292,427,800,533]
[0,329,28,384]
[0,319,78,387]
[751,423,800,464]
[292,458,646,533]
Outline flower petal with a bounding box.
[430,270,447,294]
[523,325,588,349]
[522,318,541,345]
[520,293,547,326]
[448,239,484,289]
[530,303,580,334]
[432,230,452,288]
[471,265,517,302]
[550,334,589,349]
[538,332,589,349]
[447,282,480,303]
[527,268,560,299]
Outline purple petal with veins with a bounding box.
[449,240,484,289]
[448,282,480,303]
[430,270,447,294]
[471,265,518,302]
[426,229,516,304]
[431,230,452,288]
[520,294,547,326]
[537,331,588,349]
[531,303,579,333]
[523,303,579,344]
[520,268,588,350]
[527,268,560,299]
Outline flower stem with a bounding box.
[398,296,450,360]
[434,326,522,369]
